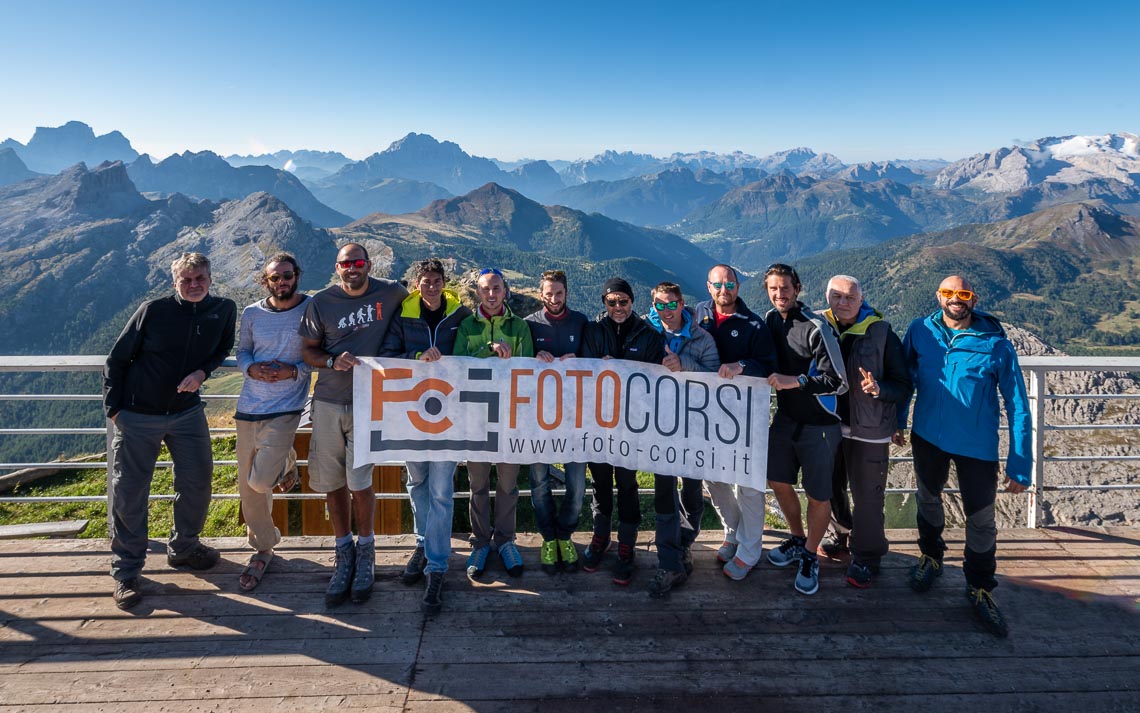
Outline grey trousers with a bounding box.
[466,462,520,549]
[110,404,214,581]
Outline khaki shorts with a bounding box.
[308,399,374,493]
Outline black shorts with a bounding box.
[766,415,841,502]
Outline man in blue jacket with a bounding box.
[901,275,1031,638]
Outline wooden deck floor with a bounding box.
[1,527,1138,712]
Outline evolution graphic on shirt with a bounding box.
[336,302,384,330]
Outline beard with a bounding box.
[268,283,296,301]
[942,301,974,321]
[341,272,367,291]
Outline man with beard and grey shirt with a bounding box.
[300,243,407,606]
[104,252,236,610]
[234,253,311,592]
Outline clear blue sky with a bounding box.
[2,0,1136,163]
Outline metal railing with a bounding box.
[1,355,1138,529]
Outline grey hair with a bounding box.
[826,274,862,294]
[171,252,211,279]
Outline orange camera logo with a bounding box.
[371,368,454,434]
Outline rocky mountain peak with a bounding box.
[12,120,140,174]
[0,148,39,186]
[55,161,148,217]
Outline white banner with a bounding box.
[353,356,769,488]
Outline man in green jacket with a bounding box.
[453,268,535,579]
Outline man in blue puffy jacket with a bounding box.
[901,275,1031,638]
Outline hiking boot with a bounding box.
[723,556,756,581]
[817,531,850,560]
[845,560,879,589]
[422,571,444,616]
[794,553,820,595]
[767,536,806,568]
[401,545,427,585]
[113,577,143,610]
[681,546,694,576]
[647,568,687,599]
[558,538,579,573]
[581,534,611,573]
[967,585,1009,638]
[351,539,375,603]
[325,540,356,607]
[716,541,737,563]
[466,545,490,579]
[499,541,524,577]
[540,539,559,575]
[167,543,220,570]
[612,543,635,585]
[908,554,943,593]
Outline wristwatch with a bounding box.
[737,360,747,371]
[326,355,336,369]
[797,374,809,389]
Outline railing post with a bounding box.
[1026,368,1046,529]
[105,416,115,534]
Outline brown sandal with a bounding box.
[239,551,274,591]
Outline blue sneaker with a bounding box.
[466,545,490,579]
[499,541,524,577]
[767,536,806,568]
[794,553,820,595]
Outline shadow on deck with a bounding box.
[1,527,1138,712]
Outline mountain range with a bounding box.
[1,121,138,174]
[224,149,353,181]
[0,164,713,354]
[1,120,1137,353]
[126,151,351,228]
[739,200,1140,350]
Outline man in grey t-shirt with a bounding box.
[299,242,407,606]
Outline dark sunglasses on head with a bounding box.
[654,300,680,311]
[266,272,295,283]
[337,259,368,269]
[605,297,631,307]
[709,281,736,290]
[479,268,503,277]
[938,288,975,301]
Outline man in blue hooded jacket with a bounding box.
[901,275,1031,638]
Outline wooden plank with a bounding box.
[404,657,1140,701]
[0,696,409,712]
[0,664,413,706]
[401,692,1140,713]
[0,520,88,539]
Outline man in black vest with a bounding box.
[821,275,911,588]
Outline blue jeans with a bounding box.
[405,460,457,573]
[530,462,586,541]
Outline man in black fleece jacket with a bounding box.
[762,263,847,596]
[103,252,236,610]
